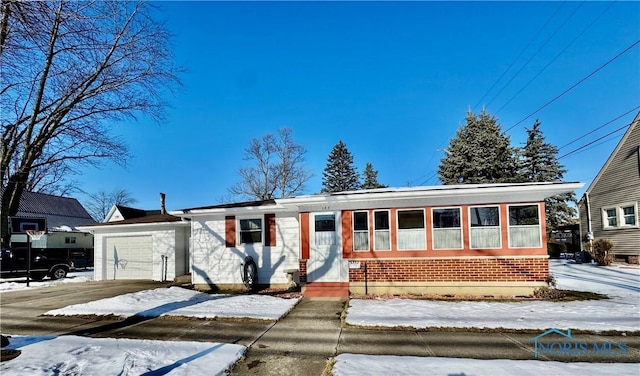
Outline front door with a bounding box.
[307,212,347,282]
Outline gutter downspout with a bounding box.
[584,192,593,251]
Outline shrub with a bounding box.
[590,239,614,266]
[533,286,565,300]
[547,243,566,259]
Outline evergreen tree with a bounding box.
[322,141,361,192]
[362,162,387,189]
[437,110,519,184]
[519,120,577,230]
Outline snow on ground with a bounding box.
[3,260,640,375]
[346,260,640,331]
[0,269,93,292]
[1,335,245,376]
[45,286,300,320]
[332,353,640,376]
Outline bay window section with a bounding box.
[432,208,462,249]
[353,211,369,251]
[397,209,426,250]
[508,204,541,248]
[469,206,501,249]
[374,210,390,251]
[239,218,262,244]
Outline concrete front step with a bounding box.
[303,282,349,298]
[173,274,191,285]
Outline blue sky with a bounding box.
[78,1,639,212]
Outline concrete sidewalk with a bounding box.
[230,298,640,376]
[230,298,346,376]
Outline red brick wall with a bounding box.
[348,258,549,283]
[299,260,307,283]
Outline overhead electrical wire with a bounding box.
[495,1,615,115]
[485,2,584,109]
[558,105,640,150]
[504,38,640,133]
[472,2,566,110]
[558,121,633,159]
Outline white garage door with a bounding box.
[105,236,153,280]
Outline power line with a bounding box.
[472,2,566,110]
[485,2,584,109]
[505,38,640,133]
[558,122,632,159]
[496,1,615,115]
[558,105,640,150]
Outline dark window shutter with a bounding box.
[225,216,236,247]
[265,213,276,246]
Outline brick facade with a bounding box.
[298,259,307,283]
[348,257,549,283]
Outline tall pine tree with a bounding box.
[519,120,577,231]
[438,110,519,184]
[322,141,361,192]
[362,162,387,189]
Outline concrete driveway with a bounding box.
[0,281,272,346]
[2,281,639,376]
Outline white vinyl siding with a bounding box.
[508,204,542,248]
[353,211,369,251]
[469,206,501,249]
[397,209,426,250]
[374,210,391,251]
[432,208,463,250]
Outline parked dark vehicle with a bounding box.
[0,248,74,280]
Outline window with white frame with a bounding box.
[602,203,638,229]
[397,209,426,250]
[239,218,262,244]
[314,214,336,245]
[604,208,618,227]
[353,211,369,251]
[374,210,391,251]
[432,208,462,249]
[508,204,541,248]
[469,206,501,249]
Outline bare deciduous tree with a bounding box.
[84,188,137,222]
[228,128,312,201]
[0,0,181,246]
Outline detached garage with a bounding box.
[78,214,190,282]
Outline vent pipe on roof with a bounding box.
[160,192,166,214]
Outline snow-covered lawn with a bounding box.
[346,260,640,332]
[1,335,245,376]
[0,269,93,292]
[2,260,639,375]
[332,353,640,376]
[45,286,301,321]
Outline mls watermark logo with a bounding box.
[531,328,627,358]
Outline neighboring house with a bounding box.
[549,223,580,253]
[104,205,161,223]
[172,181,581,297]
[3,190,96,267]
[579,112,640,264]
[6,190,95,247]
